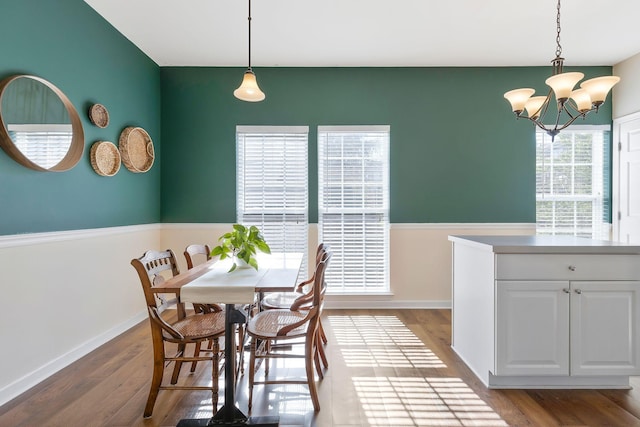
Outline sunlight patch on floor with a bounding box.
[353,377,509,427]
[329,315,426,348]
[340,347,446,368]
[328,315,446,368]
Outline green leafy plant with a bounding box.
[210,224,271,272]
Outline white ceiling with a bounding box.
[84,0,640,68]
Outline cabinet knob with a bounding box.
[568,265,576,271]
[575,289,582,294]
[563,288,570,293]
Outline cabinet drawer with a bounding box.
[496,254,640,281]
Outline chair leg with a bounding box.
[264,340,271,376]
[212,338,220,412]
[248,338,257,411]
[171,343,186,384]
[191,341,202,372]
[305,333,320,412]
[318,319,328,345]
[237,324,245,375]
[314,345,324,380]
[144,346,165,418]
[317,328,328,369]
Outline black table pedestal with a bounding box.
[177,305,279,427]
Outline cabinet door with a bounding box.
[496,281,570,376]
[570,281,640,376]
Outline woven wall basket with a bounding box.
[90,141,121,176]
[89,103,109,128]
[118,126,154,173]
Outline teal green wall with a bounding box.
[0,0,161,235]
[160,66,612,223]
[0,0,614,233]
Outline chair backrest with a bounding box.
[278,251,331,336]
[296,243,330,294]
[291,250,331,312]
[131,249,180,308]
[312,250,331,308]
[184,244,212,270]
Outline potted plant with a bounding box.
[210,224,271,272]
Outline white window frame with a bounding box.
[236,125,309,273]
[536,125,610,239]
[318,125,390,294]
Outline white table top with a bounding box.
[180,252,303,305]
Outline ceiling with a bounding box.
[84,0,640,68]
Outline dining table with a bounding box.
[153,252,303,427]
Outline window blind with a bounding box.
[536,125,609,239]
[236,126,309,274]
[8,124,72,169]
[318,126,390,293]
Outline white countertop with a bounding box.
[448,235,640,254]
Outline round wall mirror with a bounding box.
[0,75,84,172]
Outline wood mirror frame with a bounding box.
[0,74,84,172]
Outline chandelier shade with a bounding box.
[545,72,584,102]
[503,0,619,140]
[580,76,621,105]
[234,0,265,102]
[525,96,547,120]
[504,88,535,115]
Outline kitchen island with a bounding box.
[449,234,640,389]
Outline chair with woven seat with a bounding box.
[246,250,331,412]
[131,249,226,418]
[260,243,330,373]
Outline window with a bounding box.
[536,126,610,239]
[236,126,309,271]
[318,126,390,293]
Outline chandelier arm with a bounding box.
[555,115,584,132]
[537,90,554,121]
[563,99,595,117]
[519,116,553,134]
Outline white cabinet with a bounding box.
[496,280,640,377]
[570,281,640,376]
[496,281,569,376]
[449,235,640,389]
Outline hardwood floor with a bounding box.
[1,309,639,426]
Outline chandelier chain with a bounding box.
[555,0,562,58]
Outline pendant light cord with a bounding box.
[247,0,252,71]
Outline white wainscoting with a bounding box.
[0,224,160,406]
[0,222,533,406]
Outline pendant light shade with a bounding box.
[234,70,265,102]
[235,0,265,102]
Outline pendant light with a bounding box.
[234,0,265,102]
[503,0,620,140]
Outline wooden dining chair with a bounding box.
[260,243,330,374]
[131,249,226,418]
[246,250,331,412]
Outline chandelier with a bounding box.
[503,0,619,140]
[234,0,265,102]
